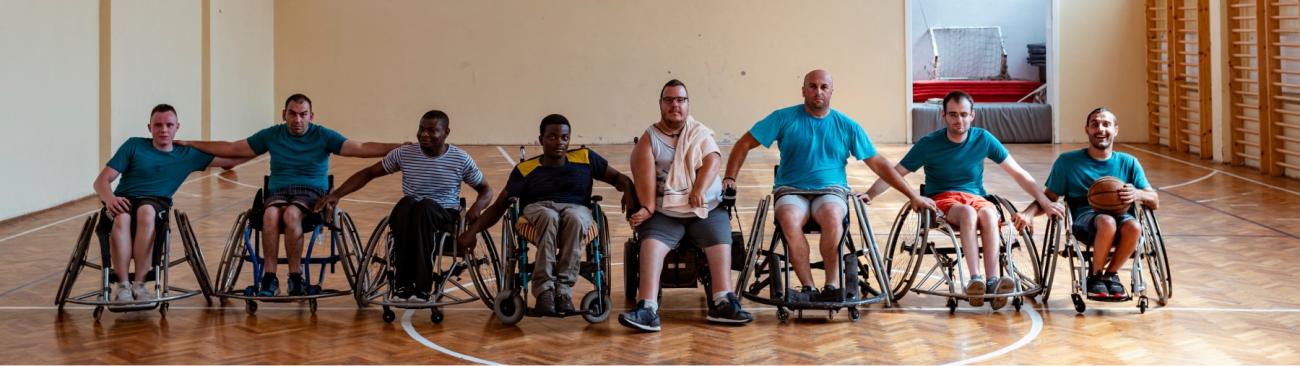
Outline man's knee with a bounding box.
[113,213,133,231]
[263,206,282,225]
[775,205,806,226]
[813,204,844,227]
[282,205,304,222]
[948,205,977,225]
[1120,219,1141,235]
[1094,214,1117,232]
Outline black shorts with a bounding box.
[1071,210,1137,246]
[96,196,171,239]
[265,185,326,210]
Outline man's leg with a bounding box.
[261,205,283,275]
[108,212,134,285]
[1089,214,1118,274]
[387,197,418,299]
[637,238,671,303]
[811,195,846,290]
[945,204,980,277]
[522,202,561,313]
[554,203,593,312]
[774,195,814,289]
[976,205,1001,277]
[130,204,157,284]
[1108,218,1142,273]
[281,204,305,275]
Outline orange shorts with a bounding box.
[933,191,994,215]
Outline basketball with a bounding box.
[1087,176,1131,214]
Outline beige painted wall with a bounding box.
[0,0,101,221]
[274,0,909,145]
[1054,0,1148,144]
[110,0,203,148]
[211,0,275,140]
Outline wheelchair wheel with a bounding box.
[494,290,525,325]
[1071,293,1086,313]
[1140,208,1172,305]
[430,308,444,324]
[1038,215,1065,303]
[581,290,611,323]
[884,205,928,301]
[356,216,392,306]
[767,255,784,300]
[176,211,215,306]
[246,299,258,314]
[55,214,97,309]
[735,196,769,299]
[467,230,503,310]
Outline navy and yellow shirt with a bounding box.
[503,148,609,208]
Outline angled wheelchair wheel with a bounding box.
[355,216,392,307]
[55,214,97,310]
[1140,207,1172,305]
[1038,215,1065,303]
[176,211,215,305]
[467,229,503,310]
[884,205,928,301]
[623,238,640,302]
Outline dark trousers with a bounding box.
[388,196,458,292]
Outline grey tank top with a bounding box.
[647,126,722,218]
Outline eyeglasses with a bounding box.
[660,97,688,104]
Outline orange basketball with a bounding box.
[1087,176,1131,214]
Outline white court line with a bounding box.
[0,155,271,244]
[942,304,1043,366]
[1159,171,1218,190]
[1121,143,1300,197]
[496,146,517,165]
[401,309,502,365]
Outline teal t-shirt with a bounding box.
[246,123,347,192]
[1044,148,1151,219]
[749,105,877,190]
[899,127,1009,197]
[107,137,214,200]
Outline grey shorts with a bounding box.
[773,186,849,215]
[636,206,732,250]
[265,185,326,210]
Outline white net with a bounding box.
[928,26,1008,80]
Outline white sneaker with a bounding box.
[132,283,153,302]
[114,284,134,303]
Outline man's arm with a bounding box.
[1015,188,1062,231]
[599,164,635,213]
[864,155,936,211]
[458,191,512,250]
[180,140,258,158]
[312,162,389,212]
[690,152,721,208]
[466,180,495,226]
[999,156,1064,218]
[722,132,761,190]
[629,132,657,225]
[209,156,252,169]
[339,140,403,158]
[1127,187,1159,210]
[863,164,911,202]
[92,167,131,217]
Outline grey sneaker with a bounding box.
[534,289,556,315]
[132,282,153,302]
[965,276,986,307]
[113,284,134,303]
[706,293,754,324]
[618,301,661,332]
[989,276,1015,310]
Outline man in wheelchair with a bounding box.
[1018,108,1158,299]
[864,91,1061,309]
[92,104,245,303]
[314,110,494,303]
[181,94,403,297]
[618,79,752,332]
[724,70,933,303]
[459,114,634,316]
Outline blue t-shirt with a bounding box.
[107,137,215,200]
[899,128,1009,197]
[749,105,877,190]
[1044,148,1151,219]
[503,148,609,209]
[246,124,347,192]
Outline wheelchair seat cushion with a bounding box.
[515,216,598,245]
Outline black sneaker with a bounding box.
[287,273,306,296]
[1105,273,1126,298]
[965,276,986,307]
[618,301,661,332]
[534,289,556,315]
[555,291,577,315]
[257,273,279,297]
[813,285,845,303]
[787,286,818,303]
[706,293,754,324]
[1086,274,1109,298]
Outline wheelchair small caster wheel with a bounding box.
[309,299,318,313]
[431,308,444,324]
[382,306,395,323]
[1012,297,1023,312]
[776,308,790,322]
[580,291,611,324]
[849,307,861,321]
[159,302,169,317]
[946,297,958,314]
[1138,296,1149,314]
[1071,294,1086,314]
[246,300,258,315]
[93,306,104,320]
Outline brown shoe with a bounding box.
[555,291,577,315]
[534,289,556,315]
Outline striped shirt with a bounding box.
[380,144,484,208]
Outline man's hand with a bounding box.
[457,231,478,252]
[1117,183,1137,205]
[103,197,131,217]
[852,191,872,204]
[1042,201,1065,218]
[1013,212,1034,232]
[689,190,705,208]
[620,190,635,213]
[909,195,938,212]
[313,194,340,213]
[628,207,652,227]
[722,177,737,191]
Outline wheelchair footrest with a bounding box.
[1086,294,1133,302]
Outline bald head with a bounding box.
[801,69,834,116]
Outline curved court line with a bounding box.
[401,310,501,365]
[1121,144,1300,197]
[941,304,1044,366]
[1159,171,1218,190]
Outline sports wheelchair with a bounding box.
[353,198,501,324]
[622,188,747,303]
[735,190,894,322]
[55,206,213,319]
[883,190,1043,313]
[211,176,363,314]
[1038,203,1171,314]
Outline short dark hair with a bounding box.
[421,109,449,128]
[941,90,975,112]
[1086,107,1115,125]
[539,114,570,136]
[283,93,313,112]
[150,104,176,119]
[661,79,688,99]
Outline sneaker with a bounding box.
[132,282,153,302]
[989,276,1015,310]
[534,289,556,315]
[555,291,577,315]
[787,286,818,303]
[1086,273,1108,298]
[618,301,661,332]
[287,273,306,296]
[257,273,279,297]
[113,284,134,303]
[706,293,754,324]
[392,286,414,303]
[410,290,431,303]
[1105,273,1127,298]
[965,276,986,307]
[813,285,845,303]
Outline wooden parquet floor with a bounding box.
[4,143,1300,364]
